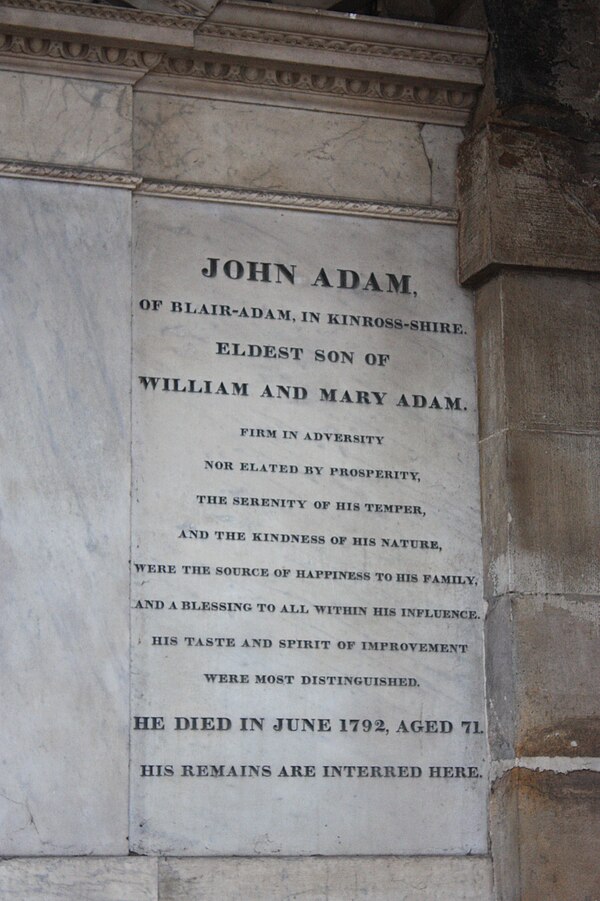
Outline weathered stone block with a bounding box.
[499,272,600,434]
[474,274,507,441]
[488,768,519,901]
[159,856,494,901]
[0,858,158,901]
[491,769,600,901]
[476,271,600,439]
[487,594,600,758]
[515,595,600,757]
[478,431,510,597]
[480,431,600,597]
[459,123,600,283]
[507,430,599,595]
[485,593,516,758]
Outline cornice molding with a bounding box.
[0,31,163,81]
[0,1,486,120]
[0,27,480,121]
[146,0,203,18]
[0,159,457,223]
[0,31,160,66]
[198,21,484,71]
[151,54,475,112]
[0,0,194,28]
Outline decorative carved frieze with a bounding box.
[0,32,160,70]
[137,178,458,222]
[0,158,142,188]
[0,0,486,120]
[0,29,476,117]
[150,54,476,115]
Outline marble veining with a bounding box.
[0,177,131,854]
[0,71,132,170]
[134,94,436,205]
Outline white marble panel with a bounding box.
[0,71,132,170]
[421,124,464,207]
[130,197,487,855]
[0,178,131,853]
[0,858,158,901]
[134,93,434,204]
[159,856,494,901]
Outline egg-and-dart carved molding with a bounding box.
[0,32,162,69]
[153,56,476,111]
[0,31,476,111]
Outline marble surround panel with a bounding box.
[159,855,494,900]
[0,177,131,854]
[0,854,493,900]
[0,70,132,170]
[420,124,463,208]
[0,858,158,901]
[134,93,447,206]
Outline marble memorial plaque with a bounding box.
[130,198,487,855]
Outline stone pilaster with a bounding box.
[458,3,600,894]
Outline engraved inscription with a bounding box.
[130,201,487,856]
